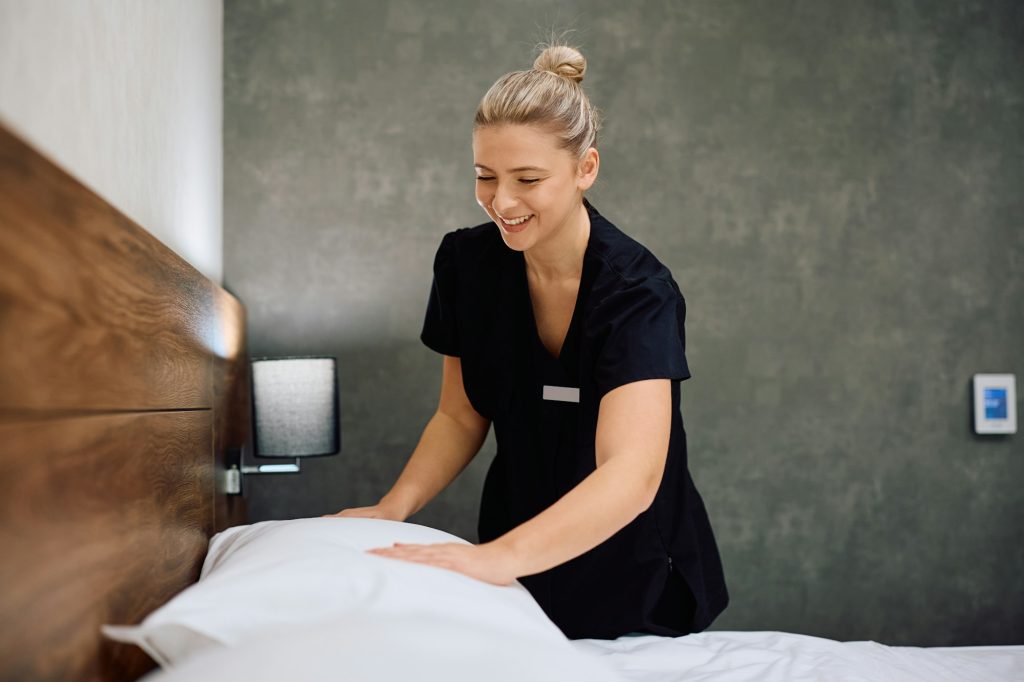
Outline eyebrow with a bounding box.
[473,164,547,173]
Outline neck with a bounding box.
[523,201,591,282]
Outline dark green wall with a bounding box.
[225,0,1024,646]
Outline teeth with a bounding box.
[501,214,533,226]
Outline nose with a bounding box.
[490,181,518,215]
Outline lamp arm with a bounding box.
[224,448,302,496]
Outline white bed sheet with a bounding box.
[140,611,624,682]
[571,631,1024,682]
[141,623,1024,682]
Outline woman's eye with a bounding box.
[474,176,539,184]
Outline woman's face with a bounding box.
[472,124,597,252]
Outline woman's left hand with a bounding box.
[366,541,519,586]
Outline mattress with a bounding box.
[572,630,1024,682]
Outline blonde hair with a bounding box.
[474,42,602,161]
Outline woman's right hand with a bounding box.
[321,502,407,521]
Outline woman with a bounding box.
[325,43,728,640]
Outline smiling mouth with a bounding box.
[497,212,536,228]
[499,213,534,226]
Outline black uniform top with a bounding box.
[420,197,728,640]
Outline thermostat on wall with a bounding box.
[972,374,1016,435]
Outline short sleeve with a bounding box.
[592,278,691,400]
[420,231,460,356]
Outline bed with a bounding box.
[1,121,1021,682]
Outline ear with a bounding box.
[575,147,599,191]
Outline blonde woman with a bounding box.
[328,43,728,640]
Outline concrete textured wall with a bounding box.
[0,0,224,282]
[225,0,1023,645]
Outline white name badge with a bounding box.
[542,385,580,403]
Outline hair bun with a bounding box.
[533,45,586,84]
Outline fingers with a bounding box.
[370,549,457,570]
[366,544,457,566]
[321,508,379,519]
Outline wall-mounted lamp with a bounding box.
[226,356,340,495]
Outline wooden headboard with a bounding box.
[0,122,250,681]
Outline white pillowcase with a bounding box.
[138,610,625,682]
[102,517,569,668]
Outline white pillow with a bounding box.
[102,518,568,668]
[138,610,625,682]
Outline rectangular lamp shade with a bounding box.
[252,357,340,457]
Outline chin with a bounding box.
[497,232,529,252]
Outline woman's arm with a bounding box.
[489,378,671,577]
[367,378,671,584]
[328,355,490,519]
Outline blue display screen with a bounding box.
[984,388,1008,420]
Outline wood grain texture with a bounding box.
[0,121,250,681]
[0,123,217,413]
[0,412,213,681]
